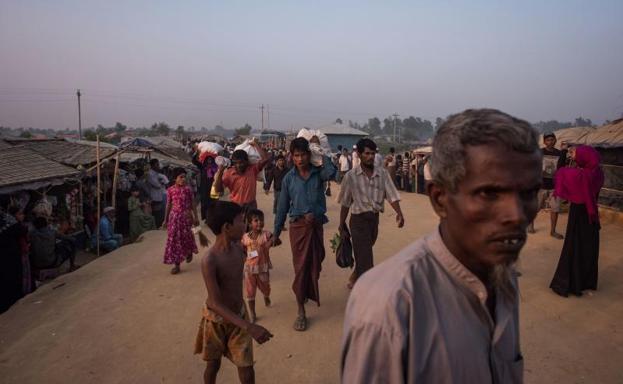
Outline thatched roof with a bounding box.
[0,146,80,193]
[3,138,118,167]
[584,119,623,148]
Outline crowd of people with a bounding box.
[1,109,607,383]
[188,110,605,384]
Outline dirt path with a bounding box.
[1,185,622,383]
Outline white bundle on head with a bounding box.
[234,139,261,164]
[197,141,224,156]
[215,156,231,168]
[297,128,331,166]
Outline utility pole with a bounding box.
[267,104,270,130]
[77,89,82,140]
[260,104,265,131]
[393,113,399,143]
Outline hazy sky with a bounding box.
[1,0,622,131]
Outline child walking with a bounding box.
[195,201,272,384]
[241,209,273,323]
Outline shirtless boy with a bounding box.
[195,201,273,384]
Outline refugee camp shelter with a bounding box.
[316,123,368,151]
[2,138,118,168]
[0,145,80,194]
[118,137,192,168]
[549,120,623,211]
[585,119,623,211]
[120,136,190,162]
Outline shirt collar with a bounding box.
[354,165,380,178]
[426,228,517,337]
[425,227,489,305]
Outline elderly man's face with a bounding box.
[433,145,541,272]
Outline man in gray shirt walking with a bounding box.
[341,109,541,383]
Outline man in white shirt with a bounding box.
[351,145,360,168]
[338,148,351,182]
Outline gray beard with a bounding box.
[489,263,517,301]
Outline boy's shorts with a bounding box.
[537,189,561,213]
[194,305,254,367]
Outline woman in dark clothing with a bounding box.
[9,206,33,296]
[0,211,27,313]
[192,152,218,222]
[550,145,604,297]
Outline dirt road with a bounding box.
[1,186,622,383]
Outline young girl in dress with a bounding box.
[241,209,273,323]
[162,168,199,275]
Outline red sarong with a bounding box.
[289,218,325,305]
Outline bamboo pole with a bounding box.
[96,135,101,257]
[111,153,120,211]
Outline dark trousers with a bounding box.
[151,201,164,228]
[273,189,281,214]
[349,211,379,280]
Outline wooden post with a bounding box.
[96,135,101,257]
[111,153,120,212]
[78,180,83,228]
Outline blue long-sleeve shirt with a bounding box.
[99,216,115,240]
[273,156,336,239]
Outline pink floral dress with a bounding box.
[163,185,198,265]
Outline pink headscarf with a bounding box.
[553,145,604,223]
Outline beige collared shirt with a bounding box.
[337,165,400,215]
[341,229,523,384]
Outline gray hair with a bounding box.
[431,109,539,192]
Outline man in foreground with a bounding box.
[273,137,336,331]
[341,109,541,383]
[337,138,404,289]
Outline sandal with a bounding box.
[170,265,180,275]
[293,315,307,332]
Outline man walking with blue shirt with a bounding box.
[273,137,336,332]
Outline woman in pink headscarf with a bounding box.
[550,145,604,297]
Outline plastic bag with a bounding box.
[215,156,230,168]
[197,141,223,155]
[297,128,331,167]
[198,142,223,163]
[335,229,354,269]
[234,139,261,164]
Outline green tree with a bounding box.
[84,130,97,141]
[176,125,185,138]
[335,118,344,124]
[574,117,593,127]
[114,122,127,133]
[150,122,170,136]
[367,117,382,135]
[235,123,252,136]
[19,131,32,138]
[434,117,445,131]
